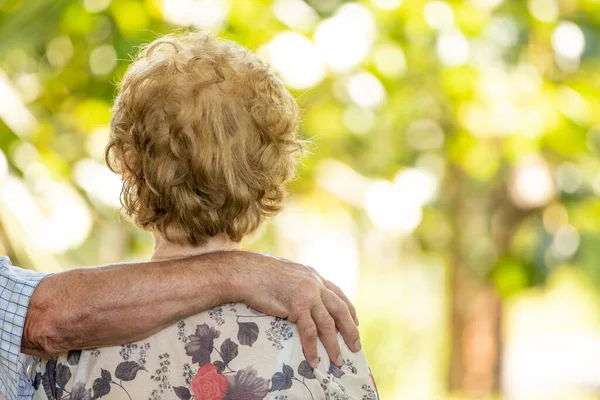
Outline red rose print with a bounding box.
[190,363,228,400]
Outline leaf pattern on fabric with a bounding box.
[224,366,269,399]
[220,338,239,365]
[41,359,57,400]
[92,377,111,398]
[115,361,145,381]
[40,373,55,400]
[213,360,226,374]
[237,321,259,347]
[55,363,71,390]
[67,350,81,366]
[269,364,294,392]
[33,372,42,391]
[70,382,92,400]
[298,360,316,379]
[101,369,111,381]
[173,386,191,400]
[282,364,294,378]
[34,305,378,399]
[329,361,345,378]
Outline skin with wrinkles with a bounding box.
[22,250,360,368]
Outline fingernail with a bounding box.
[354,339,361,352]
[336,354,344,366]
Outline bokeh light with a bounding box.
[272,0,318,31]
[346,71,386,109]
[552,22,585,60]
[372,42,407,78]
[163,0,230,31]
[89,44,117,76]
[46,36,74,69]
[437,30,469,66]
[83,0,111,13]
[371,0,403,10]
[3,1,600,398]
[424,1,454,31]
[509,156,555,209]
[265,31,326,89]
[0,73,38,137]
[314,3,376,71]
[73,159,122,209]
[365,179,423,233]
[527,0,559,23]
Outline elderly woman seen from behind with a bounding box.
[33,31,378,400]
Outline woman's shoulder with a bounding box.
[33,304,379,399]
[33,304,298,399]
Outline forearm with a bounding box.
[20,250,361,369]
[21,252,242,357]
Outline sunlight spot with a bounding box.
[528,0,559,23]
[162,0,230,31]
[372,0,403,10]
[272,0,318,31]
[373,43,407,78]
[347,72,386,109]
[551,225,580,259]
[552,22,585,60]
[314,3,376,71]
[46,36,74,69]
[343,105,376,134]
[365,180,423,233]
[424,1,454,31]
[84,0,111,13]
[437,30,469,66]
[556,162,582,194]
[266,32,326,90]
[509,155,554,209]
[73,158,122,209]
[89,44,117,76]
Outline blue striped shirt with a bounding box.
[0,257,51,400]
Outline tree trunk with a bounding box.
[447,166,503,397]
[448,266,502,397]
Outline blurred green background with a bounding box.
[3,0,600,398]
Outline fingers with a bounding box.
[296,313,319,368]
[324,280,359,327]
[311,303,343,367]
[322,289,361,353]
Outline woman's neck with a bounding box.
[151,232,241,261]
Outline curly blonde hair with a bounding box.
[106,31,303,245]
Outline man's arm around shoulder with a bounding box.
[23,251,361,369]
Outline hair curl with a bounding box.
[106,31,303,245]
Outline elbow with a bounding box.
[29,317,70,356]
[22,284,70,356]
[23,308,69,356]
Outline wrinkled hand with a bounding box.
[233,252,361,368]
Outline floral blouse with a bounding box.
[31,303,379,400]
